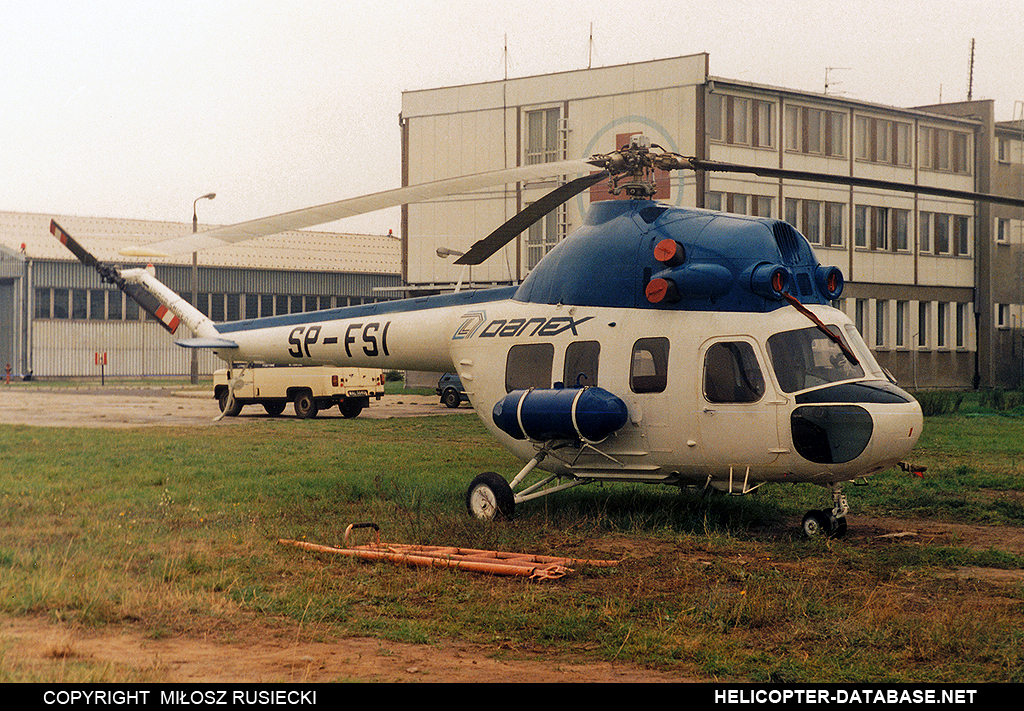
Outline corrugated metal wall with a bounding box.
[26,259,403,377]
[32,320,219,377]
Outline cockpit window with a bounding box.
[767,326,864,393]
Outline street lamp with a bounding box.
[436,247,470,293]
[190,193,216,384]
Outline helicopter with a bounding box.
[49,135,1024,538]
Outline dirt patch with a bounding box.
[0,615,684,683]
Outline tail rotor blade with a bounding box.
[50,219,179,334]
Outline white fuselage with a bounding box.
[215,295,923,491]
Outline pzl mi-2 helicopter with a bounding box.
[50,135,1024,537]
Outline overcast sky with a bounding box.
[3,0,1021,236]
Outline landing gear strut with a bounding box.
[801,483,849,539]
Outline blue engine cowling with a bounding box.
[492,386,629,442]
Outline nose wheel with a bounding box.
[802,483,849,539]
[801,510,848,538]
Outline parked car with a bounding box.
[436,372,466,408]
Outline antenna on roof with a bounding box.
[967,38,975,101]
[824,67,849,95]
[588,22,593,69]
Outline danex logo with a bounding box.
[453,311,487,340]
[453,311,593,340]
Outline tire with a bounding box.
[442,388,461,409]
[801,510,832,538]
[801,510,848,539]
[218,390,242,417]
[263,402,286,417]
[293,390,319,419]
[339,399,364,418]
[466,472,515,521]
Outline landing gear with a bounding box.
[801,510,847,538]
[466,472,515,521]
[802,482,849,539]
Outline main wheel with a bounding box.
[442,388,461,409]
[466,472,515,521]
[293,391,319,419]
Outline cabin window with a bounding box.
[703,341,765,403]
[767,326,864,393]
[563,341,600,387]
[505,343,554,392]
[630,338,670,394]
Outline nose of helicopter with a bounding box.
[862,394,924,466]
[789,381,923,468]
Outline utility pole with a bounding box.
[191,193,215,385]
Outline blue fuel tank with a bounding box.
[492,386,629,442]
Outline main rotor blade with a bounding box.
[687,158,1024,209]
[122,158,600,257]
[455,170,610,266]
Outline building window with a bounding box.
[89,290,105,320]
[875,300,888,348]
[855,298,868,338]
[108,291,122,320]
[526,107,561,165]
[954,215,970,256]
[709,192,771,217]
[709,94,775,148]
[34,288,51,319]
[71,289,88,320]
[919,212,970,256]
[937,302,948,348]
[996,218,1010,244]
[785,105,845,157]
[920,126,970,174]
[997,303,1009,329]
[855,205,909,251]
[787,198,841,247]
[895,301,908,348]
[934,214,950,255]
[856,115,912,166]
[918,302,930,348]
[894,209,910,251]
[527,205,561,270]
[956,303,968,349]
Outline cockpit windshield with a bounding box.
[767,326,864,393]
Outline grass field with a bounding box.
[1,406,1022,682]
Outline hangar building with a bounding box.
[0,212,401,378]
